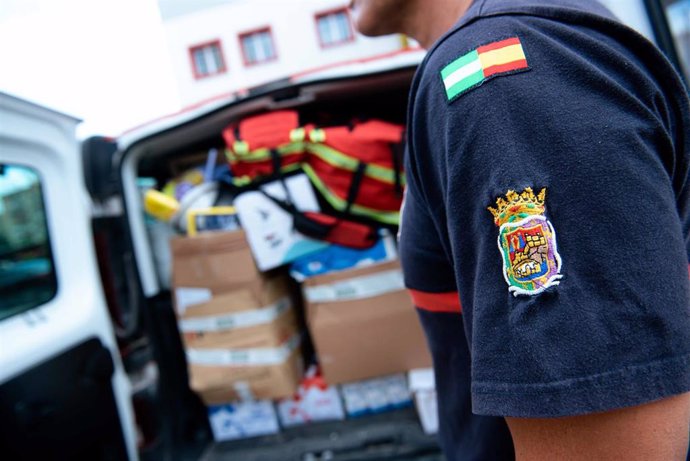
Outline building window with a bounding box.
[189,40,226,79]
[316,9,354,48]
[239,27,277,66]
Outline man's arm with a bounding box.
[506,392,690,461]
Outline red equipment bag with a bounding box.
[224,111,406,225]
[223,110,308,181]
[304,120,405,225]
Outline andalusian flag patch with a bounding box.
[441,37,529,101]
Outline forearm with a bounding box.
[506,392,690,461]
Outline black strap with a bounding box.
[266,149,326,237]
[233,124,242,142]
[269,148,282,177]
[258,189,334,239]
[258,188,297,215]
[345,161,367,215]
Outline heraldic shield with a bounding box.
[488,188,563,296]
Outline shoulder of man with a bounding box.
[416,2,672,109]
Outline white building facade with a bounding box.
[159,0,413,107]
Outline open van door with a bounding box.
[0,92,137,460]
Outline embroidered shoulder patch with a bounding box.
[488,188,563,297]
[441,37,529,102]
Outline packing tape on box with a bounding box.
[179,297,291,333]
[305,269,405,303]
[186,333,301,367]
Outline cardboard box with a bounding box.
[183,306,298,350]
[304,260,432,384]
[188,339,304,405]
[171,232,303,403]
[171,230,259,296]
[178,275,295,348]
[208,400,280,441]
[181,302,303,403]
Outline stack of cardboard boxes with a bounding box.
[167,184,436,440]
[171,231,303,404]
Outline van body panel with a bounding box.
[0,92,138,460]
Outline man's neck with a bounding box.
[405,0,474,48]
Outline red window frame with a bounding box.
[314,7,355,49]
[188,39,227,80]
[238,26,278,67]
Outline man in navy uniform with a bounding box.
[349,0,690,459]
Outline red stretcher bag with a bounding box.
[224,111,406,225]
[223,110,308,181]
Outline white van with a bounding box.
[1,2,688,460]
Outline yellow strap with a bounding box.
[226,142,305,163]
[302,164,401,225]
[233,141,250,157]
[306,143,406,186]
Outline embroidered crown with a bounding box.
[488,187,547,227]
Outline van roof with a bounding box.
[0,91,82,124]
[117,48,425,151]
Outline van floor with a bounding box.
[199,407,443,461]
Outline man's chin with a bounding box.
[349,1,402,38]
[350,14,387,37]
[355,23,394,38]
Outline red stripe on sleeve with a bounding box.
[483,59,529,78]
[476,37,521,54]
[408,289,462,313]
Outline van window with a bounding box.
[0,164,57,320]
[663,0,690,82]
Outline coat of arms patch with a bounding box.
[488,188,563,296]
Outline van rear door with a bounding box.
[0,92,137,460]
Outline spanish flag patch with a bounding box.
[441,37,529,101]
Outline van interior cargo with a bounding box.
[105,66,447,460]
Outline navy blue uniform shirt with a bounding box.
[399,0,690,459]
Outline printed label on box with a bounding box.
[305,269,405,303]
[180,297,291,333]
[187,333,301,367]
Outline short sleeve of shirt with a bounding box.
[406,12,690,417]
